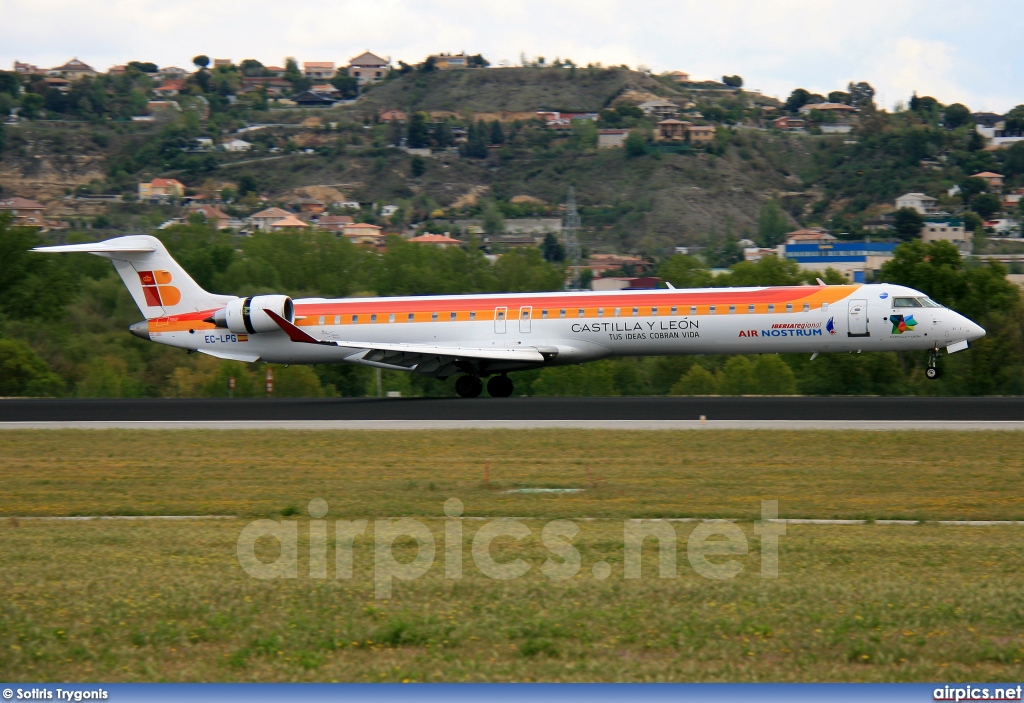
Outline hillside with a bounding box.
[352,66,684,114]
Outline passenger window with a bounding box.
[803,303,809,312]
[651,307,658,316]
[821,303,828,312]
[670,306,677,315]
[432,312,438,321]
[710,306,716,314]
[318,316,325,325]
[893,297,923,308]
[334,315,340,325]
[352,315,358,323]
[560,309,566,318]
[370,314,377,323]
[578,309,585,318]
[768,304,775,313]
[451,312,457,321]
[598,308,604,317]
[470,311,476,320]
[389,314,395,323]
[748,304,755,313]
[785,304,792,312]
[541,310,548,319]
[614,308,620,316]
[729,305,736,314]
[408,313,415,322]
[632,307,639,316]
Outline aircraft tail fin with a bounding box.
[34,235,234,319]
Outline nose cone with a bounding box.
[967,319,986,342]
[129,321,151,340]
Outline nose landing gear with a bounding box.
[925,347,942,380]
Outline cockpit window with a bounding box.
[893,296,942,308]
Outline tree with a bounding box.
[127,61,158,73]
[238,59,265,77]
[944,103,970,129]
[1002,141,1024,177]
[330,68,359,99]
[283,57,310,92]
[409,155,426,178]
[658,255,713,288]
[757,199,789,247]
[959,176,989,203]
[910,93,938,114]
[489,120,505,145]
[893,207,925,239]
[0,339,65,397]
[541,232,565,262]
[785,88,811,113]
[624,131,646,157]
[718,356,756,395]
[433,120,453,149]
[237,174,258,197]
[828,91,850,105]
[752,356,798,395]
[0,71,21,96]
[722,75,743,88]
[407,112,429,148]
[671,365,718,395]
[461,121,489,158]
[192,55,210,70]
[481,200,504,234]
[846,81,875,108]
[468,54,490,68]
[972,193,1002,220]
[20,93,44,119]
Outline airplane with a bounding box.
[34,234,986,397]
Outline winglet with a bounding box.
[665,281,676,289]
[264,309,327,344]
[816,278,827,286]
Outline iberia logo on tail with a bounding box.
[137,270,181,307]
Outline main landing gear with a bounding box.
[455,375,483,398]
[454,374,515,398]
[925,347,942,380]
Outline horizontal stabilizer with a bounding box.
[33,239,158,255]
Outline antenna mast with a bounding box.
[563,186,582,290]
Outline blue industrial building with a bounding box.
[782,241,899,283]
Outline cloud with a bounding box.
[3,0,1021,111]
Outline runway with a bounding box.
[2,396,1024,429]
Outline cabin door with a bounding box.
[519,306,532,333]
[494,307,507,334]
[848,299,869,337]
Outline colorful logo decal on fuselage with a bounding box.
[890,314,917,334]
[137,270,181,307]
[826,317,836,335]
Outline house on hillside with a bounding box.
[972,172,1004,192]
[250,207,292,230]
[303,62,335,80]
[348,52,389,85]
[240,77,292,96]
[213,59,232,69]
[598,129,629,148]
[288,198,325,214]
[13,61,42,76]
[638,100,680,118]
[342,222,385,245]
[292,91,336,108]
[921,220,970,252]
[48,58,96,80]
[667,71,691,83]
[379,108,408,123]
[408,233,462,248]
[139,178,185,200]
[0,197,46,227]
[159,67,188,79]
[785,228,836,244]
[42,77,71,93]
[429,53,469,70]
[772,116,806,131]
[654,119,690,141]
[316,215,354,232]
[223,139,252,152]
[266,215,308,231]
[895,192,939,215]
[798,102,857,117]
[181,204,232,230]
[154,79,185,96]
[686,125,715,146]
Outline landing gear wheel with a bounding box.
[487,375,514,398]
[455,375,483,398]
[926,348,942,380]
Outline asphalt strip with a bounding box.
[5,420,1024,430]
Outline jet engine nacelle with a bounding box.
[216,295,294,334]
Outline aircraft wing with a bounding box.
[263,309,547,376]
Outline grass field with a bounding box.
[1,430,1023,682]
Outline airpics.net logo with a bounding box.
[236,499,787,598]
[137,270,181,307]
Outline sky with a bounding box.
[4,0,1022,113]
